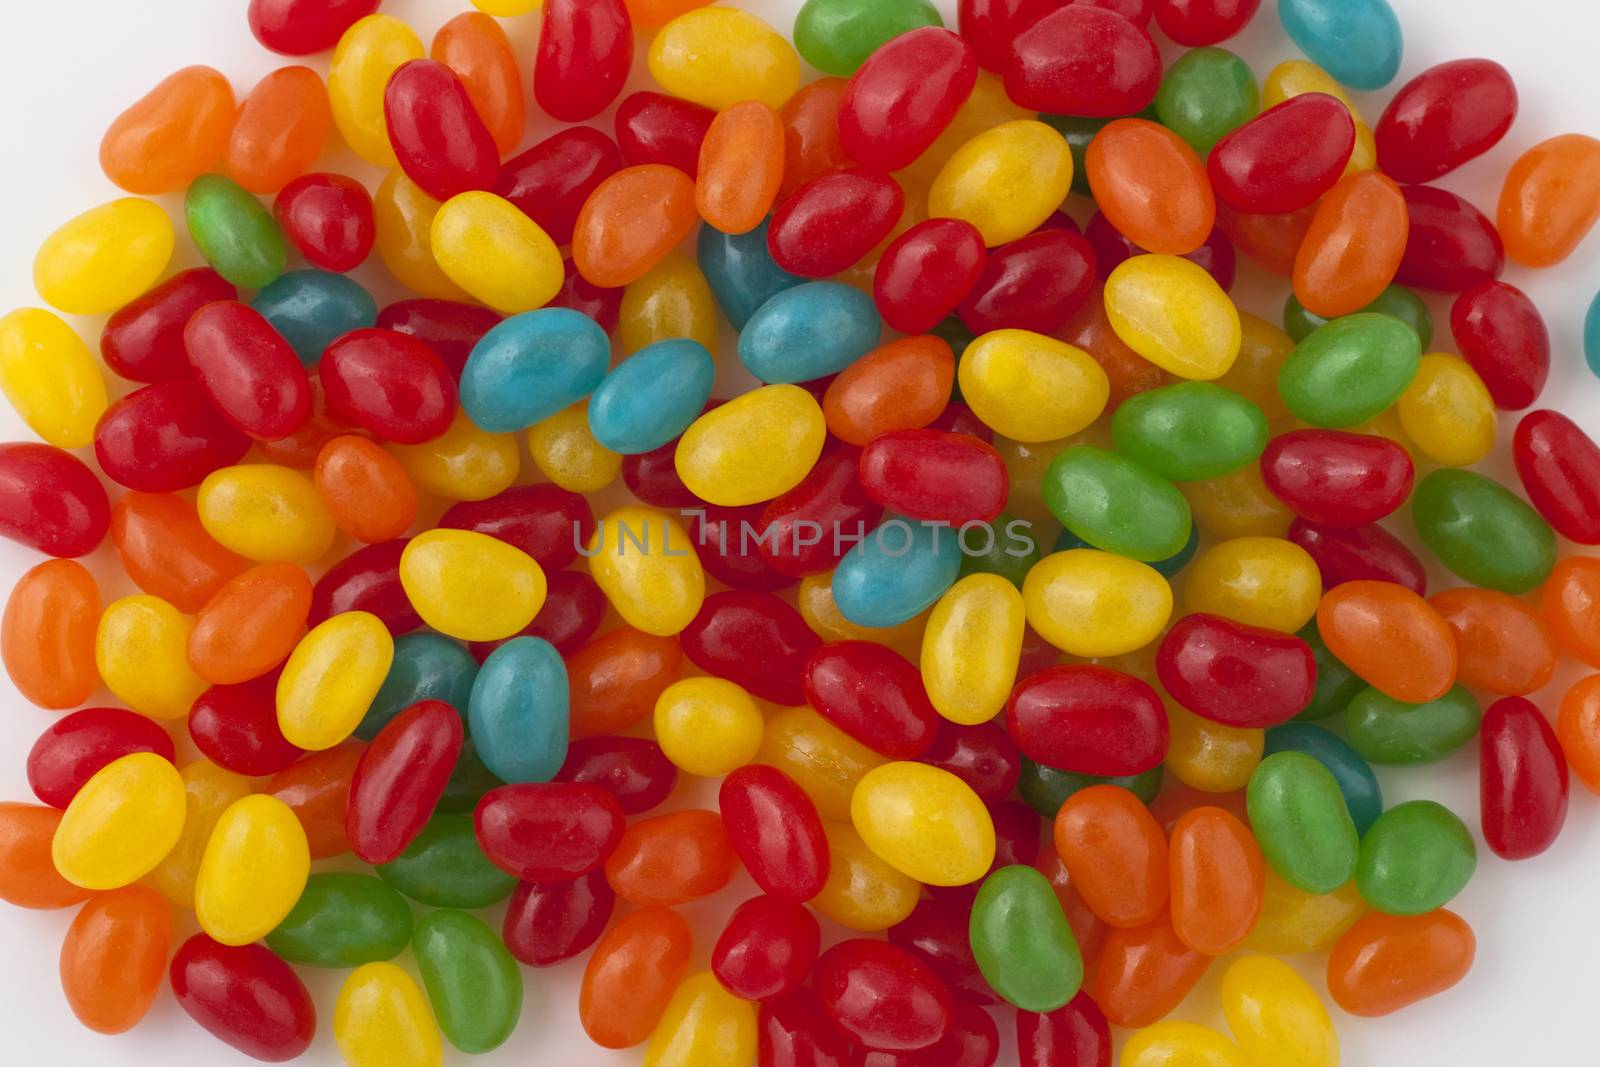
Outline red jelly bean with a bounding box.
[469,569,606,660]
[1288,519,1428,595]
[1394,184,1505,293]
[761,988,855,1067]
[758,451,883,578]
[189,673,306,777]
[1005,665,1168,776]
[1153,0,1259,44]
[769,170,905,279]
[309,539,423,635]
[815,939,954,1052]
[1513,409,1600,544]
[720,764,830,903]
[805,641,940,760]
[1005,6,1162,116]
[889,897,999,1006]
[375,299,500,380]
[614,91,715,177]
[319,328,457,444]
[1375,59,1518,184]
[184,302,311,441]
[94,381,251,493]
[101,268,238,383]
[1208,94,1355,215]
[555,736,677,815]
[622,435,704,508]
[170,934,316,1060]
[604,808,738,906]
[274,173,376,273]
[681,590,821,706]
[1017,992,1112,1067]
[691,503,798,593]
[838,28,977,173]
[1449,281,1550,410]
[535,0,633,123]
[958,229,1097,335]
[1260,429,1415,526]
[503,869,615,967]
[1156,613,1316,727]
[874,219,988,335]
[497,128,623,247]
[1085,213,1237,292]
[440,484,593,571]
[475,782,625,882]
[0,444,110,558]
[858,430,1009,525]
[384,60,500,202]
[713,895,822,1002]
[248,0,378,56]
[347,700,463,865]
[27,708,176,809]
[919,721,1022,805]
[1481,695,1569,860]
[1074,0,1156,27]
[960,0,1058,72]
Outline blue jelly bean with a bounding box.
[1585,289,1600,379]
[832,516,962,628]
[1053,522,1200,578]
[460,308,610,432]
[1264,722,1384,835]
[251,270,378,366]
[698,219,804,329]
[739,281,881,384]
[587,339,715,455]
[359,632,479,740]
[1277,0,1403,91]
[468,637,569,785]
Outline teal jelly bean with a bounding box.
[793,0,943,75]
[437,741,505,815]
[1110,381,1269,482]
[460,307,610,432]
[832,515,961,628]
[587,338,715,455]
[468,637,569,785]
[1277,0,1404,91]
[412,909,523,1054]
[1586,289,1600,379]
[1345,684,1482,766]
[265,872,414,968]
[698,219,803,329]
[970,865,1084,1012]
[1278,312,1421,427]
[185,174,288,289]
[1154,47,1259,156]
[1042,445,1193,562]
[377,814,517,908]
[957,513,1041,588]
[251,270,377,365]
[1263,723,1382,835]
[1411,469,1556,594]
[1294,619,1365,722]
[1356,800,1477,915]
[1283,285,1432,348]
[739,281,881,384]
[359,632,478,740]
[1246,751,1359,894]
[1017,759,1163,818]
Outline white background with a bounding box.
[0,0,1597,1063]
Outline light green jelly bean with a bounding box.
[1110,381,1269,482]
[1277,312,1421,427]
[1154,47,1259,155]
[1356,800,1477,916]
[793,0,943,75]
[970,865,1084,1012]
[413,909,523,1054]
[185,174,287,289]
[1245,751,1359,895]
[1042,445,1192,562]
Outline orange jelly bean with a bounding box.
[314,434,419,544]
[1326,909,1476,1017]
[697,101,786,236]
[265,742,366,859]
[822,336,955,446]
[580,905,693,1049]
[1498,134,1600,267]
[1558,674,1600,794]
[110,492,251,614]
[568,627,684,739]
[1429,587,1556,696]
[59,885,172,1034]
[0,802,91,909]
[1316,579,1458,704]
[604,809,738,907]
[779,78,853,202]
[2,559,100,710]
[187,563,314,686]
[1543,556,1600,667]
[573,164,700,288]
[1054,784,1169,928]
[1293,170,1409,317]
[1085,119,1215,257]
[100,65,235,194]
[225,66,332,194]
[1085,911,1211,1028]
[1059,285,1168,410]
[432,12,526,158]
[1168,806,1265,957]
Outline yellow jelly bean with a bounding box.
[619,252,718,359]
[95,595,206,720]
[389,408,520,501]
[528,405,621,493]
[335,962,444,1067]
[1217,312,1294,421]
[643,972,758,1067]
[758,707,886,822]
[1165,703,1264,792]
[431,191,564,314]
[675,384,826,506]
[399,529,546,642]
[1396,352,1496,466]
[1243,871,1364,955]
[197,464,337,564]
[813,821,920,931]
[195,794,310,946]
[1180,460,1295,540]
[34,198,174,315]
[329,14,424,166]
[958,330,1110,443]
[797,572,927,658]
[1123,1021,1250,1067]
[647,8,800,110]
[928,120,1074,246]
[52,753,185,891]
[921,574,1025,725]
[0,309,107,448]
[587,506,706,636]
[1023,549,1173,657]
[898,73,1031,193]
[1220,956,1340,1067]
[1184,537,1321,633]
[277,611,395,750]
[654,677,765,778]
[145,760,252,909]
[1105,254,1242,381]
[374,171,470,301]
[1348,122,1377,173]
[851,762,996,887]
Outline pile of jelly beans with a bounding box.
[4,0,1600,1063]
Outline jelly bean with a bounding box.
[376,299,498,379]
[604,808,735,907]
[1122,1022,1247,1067]
[1277,0,1401,90]
[170,934,315,1061]
[640,971,756,1067]
[1513,409,1600,544]
[397,528,546,643]
[50,752,181,891]
[1112,382,1267,483]
[185,563,310,686]
[270,174,373,272]
[557,737,676,817]
[1045,446,1192,562]
[471,0,540,14]
[1006,6,1161,115]
[1431,586,1555,697]
[674,386,826,507]
[1085,914,1210,1028]
[334,961,442,1067]
[1104,254,1242,380]
[1155,0,1259,43]
[502,869,616,968]
[922,725,1021,809]
[1345,684,1481,766]
[579,906,693,1050]
[751,453,879,579]
[768,170,905,279]
[1157,613,1315,728]
[566,627,681,741]
[189,676,305,779]
[58,885,170,1035]
[185,175,288,290]
[183,302,309,442]
[648,7,800,109]
[574,166,700,287]
[718,765,828,903]
[815,939,953,1051]
[1246,751,1358,893]
[584,507,704,636]
[374,811,512,907]
[433,12,524,157]
[308,541,417,636]
[1161,698,1262,791]
[0,802,89,908]
[1442,284,1545,412]
[1498,133,1600,266]
[959,230,1097,337]
[758,709,887,826]
[710,895,821,1003]
[918,575,1024,727]
[276,611,394,751]
[1,560,98,710]
[412,909,522,1054]
[1154,46,1258,157]
[691,101,783,237]
[99,65,234,194]
[1241,867,1362,955]
[532,0,632,123]
[1372,57,1515,182]
[1168,806,1265,955]
[803,641,938,759]
[1016,993,1112,1067]
[261,744,360,861]
[321,333,455,445]
[329,14,423,166]
[1087,121,1215,257]
[889,896,1001,1006]
[761,989,858,1067]
[97,268,232,383]
[795,0,943,75]
[345,700,462,866]
[1478,695,1569,863]
[679,594,815,708]
[1394,184,1505,293]
[1259,429,1413,527]
[1214,200,1316,277]
[585,341,712,457]
[115,499,245,628]
[930,121,1073,246]
[833,515,960,628]
[699,222,805,332]
[614,91,715,178]
[225,66,331,196]
[249,0,378,52]
[617,252,717,360]
[959,331,1110,442]
[970,865,1083,1012]
[648,677,759,780]
[1293,171,1407,317]
[837,28,976,176]
[194,793,310,946]
[957,0,1054,72]
[430,192,564,315]
[526,404,623,494]
[382,61,499,206]
[252,272,375,368]
[859,430,1007,526]
[388,408,519,502]
[1208,94,1353,215]
[91,594,203,719]
[1327,909,1475,1018]
[1277,312,1420,427]
[373,171,470,300]
[1054,784,1168,927]
[1413,468,1555,593]
[1263,723,1381,835]
[197,463,336,565]
[0,310,101,450]
[1023,550,1173,657]
[1219,956,1338,1067]
[849,762,994,888]
[1356,800,1476,916]
[476,781,625,883]
[313,436,417,545]
[34,198,173,316]
[1590,292,1600,380]
[1559,674,1600,794]
[1007,666,1167,777]
[1320,584,1455,718]
[267,871,412,967]
[825,340,952,450]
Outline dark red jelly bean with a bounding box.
[805,641,940,760]
[1006,664,1168,776]
[375,299,500,380]
[308,539,423,635]
[1260,429,1415,526]
[692,503,799,592]
[384,59,500,202]
[720,764,830,903]
[919,721,1022,805]
[171,934,316,1060]
[614,91,715,177]
[0,444,110,558]
[622,437,704,508]
[1374,58,1518,184]
[934,1003,1002,1067]
[1153,0,1259,44]
[815,939,954,1052]
[440,483,593,571]
[184,302,311,441]
[960,0,1059,72]
[1450,280,1550,410]
[347,700,463,865]
[275,173,376,273]
[502,869,615,967]
[1005,6,1162,116]
[761,988,855,1067]
[1085,212,1237,292]
[94,380,251,493]
[1393,184,1504,292]
[1513,409,1600,544]
[874,218,988,335]
[758,451,883,579]
[1480,695,1569,861]
[555,736,677,815]
[1016,993,1112,1067]
[681,590,821,706]
[858,430,1009,525]
[713,895,822,1002]
[1156,613,1316,727]
[319,328,457,444]
[189,673,306,778]
[27,707,176,809]
[496,127,623,246]
[248,0,379,56]
[535,0,633,123]
[471,569,608,661]
[550,257,624,334]
[101,268,238,383]
[889,897,999,1006]
[1288,519,1428,595]
[959,229,1097,335]
[1208,93,1356,215]
[769,170,905,279]
[838,28,978,173]
[929,402,995,444]
[473,782,625,881]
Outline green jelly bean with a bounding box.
[1042,445,1192,562]
[1018,759,1163,818]
[1283,285,1433,348]
[1295,619,1366,722]
[185,174,287,289]
[1356,800,1477,916]
[969,865,1083,1012]
[360,631,479,739]
[1411,469,1556,594]
[958,512,1041,588]
[1154,47,1259,155]
[1263,723,1382,836]
[1345,684,1481,766]
[438,740,505,815]
[793,0,943,75]
[1041,115,1111,196]
[377,814,516,908]
[1246,751,1359,895]
[1110,381,1269,482]
[413,910,523,1054]
[265,872,413,968]
[1277,312,1421,428]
